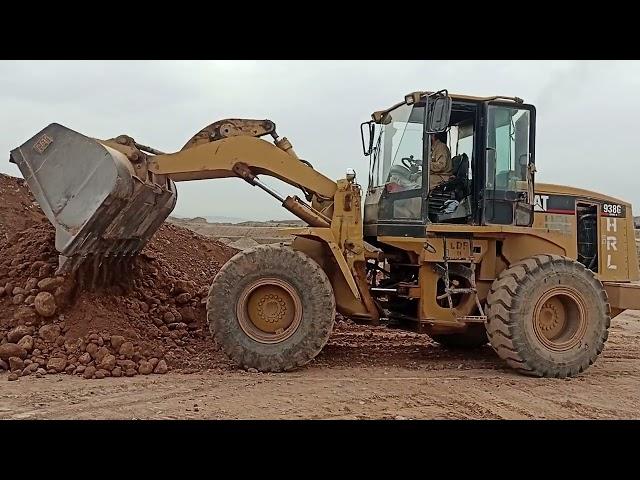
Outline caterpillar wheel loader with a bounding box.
[10,90,640,378]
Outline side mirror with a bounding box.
[360,121,374,156]
[425,90,452,134]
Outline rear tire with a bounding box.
[207,245,336,372]
[430,325,488,349]
[486,254,610,378]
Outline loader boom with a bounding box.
[101,122,380,321]
[146,135,338,199]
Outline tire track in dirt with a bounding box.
[1,314,639,419]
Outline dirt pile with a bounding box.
[0,173,239,380]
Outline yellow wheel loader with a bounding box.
[10,90,640,377]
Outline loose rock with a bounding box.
[12,306,37,324]
[25,277,39,291]
[83,365,97,379]
[0,343,28,361]
[38,324,61,343]
[119,342,134,358]
[46,357,67,373]
[7,325,33,343]
[168,322,188,330]
[78,352,91,365]
[98,354,117,371]
[95,346,110,363]
[17,335,34,352]
[176,293,191,304]
[117,359,137,370]
[86,343,99,359]
[110,335,125,351]
[37,277,65,292]
[9,357,25,371]
[34,291,57,317]
[154,359,168,374]
[138,360,153,375]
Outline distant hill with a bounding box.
[169,215,247,224]
[166,215,303,250]
[204,215,248,224]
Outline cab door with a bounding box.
[482,102,536,226]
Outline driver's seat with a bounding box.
[451,153,469,185]
[427,153,470,220]
[434,153,469,198]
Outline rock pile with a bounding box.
[0,173,238,380]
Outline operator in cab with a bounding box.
[429,131,453,191]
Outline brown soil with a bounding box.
[0,173,238,379]
[0,175,45,243]
[1,312,638,419]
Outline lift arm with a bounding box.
[148,134,337,200]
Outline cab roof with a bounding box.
[371,91,525,123]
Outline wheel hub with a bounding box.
[538,297,565,336]
[237,278,302,343]
[533,286,587,352]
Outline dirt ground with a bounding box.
[2,311,639,420]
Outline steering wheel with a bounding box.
[401,155,422,170]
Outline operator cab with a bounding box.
[362,91,536,238]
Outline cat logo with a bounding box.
[33,134,53,154]
[534,194,549,212]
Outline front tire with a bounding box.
[486,254,610,378]
[207,245,336,372]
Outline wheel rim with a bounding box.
[236,277,302,344]
[533,286,587,352]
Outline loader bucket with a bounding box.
[9,123,177,274]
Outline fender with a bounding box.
[283,226,379,321]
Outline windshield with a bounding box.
[369,104,425,189]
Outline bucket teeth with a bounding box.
[101,256,110,286]
[90,255,101,291]
[70,253,137,292]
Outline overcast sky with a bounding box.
[1,60,638,221]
